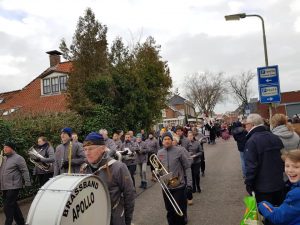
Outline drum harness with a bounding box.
[80,159,124,212]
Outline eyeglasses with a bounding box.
[83,146,102,152]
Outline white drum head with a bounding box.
[26,174,111,225]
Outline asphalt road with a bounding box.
[0,137,247,225]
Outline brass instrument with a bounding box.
[0,150,3,167]
[149,154,184,217]
[68,141,73,174]
[28,146,51,171]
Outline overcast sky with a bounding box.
[1,0,300,113]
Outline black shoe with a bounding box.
[197,187,202,193]
[143,182,147,189]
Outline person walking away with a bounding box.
[258,149,300,225]
[231,122,248,178]
[145,132,160,182]
[32,136,55,186]
[244,114,285,225]
[121,133,137,187]
[187,131,203,194]
[135,133,149,189]
[81,132,135,225]
[53,127,85,176]
[0,140,31,225]
[157,132,192,225]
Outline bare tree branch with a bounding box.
[184,72,227,117]
[228,71,255,115]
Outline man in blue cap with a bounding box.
[0,140,31,225]
[53,127,85,175]
[81,132,135,225]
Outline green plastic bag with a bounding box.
[240,195,261,225]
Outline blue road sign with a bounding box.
[257,65,281,104]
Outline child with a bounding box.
[258,149,300,225]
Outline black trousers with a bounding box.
[255,189,284,225]
[3,189,25,225]
[37,173,53,187]
[200,151,205,173]
[191,163,201,191]
[127,165,136,187]
[163,187,187,225]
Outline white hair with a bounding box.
[247,114,264,126]
[99,129,108,135]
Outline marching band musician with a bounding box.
[99,129,117,157]
[81,132,135,225]
[0,140,31,225]
[145,132,160,182]
[33,136,55,186]
[135,133,149,189]
[53,127,85,176]
[112,130,123,151]
[121,133,138,187]
[157,132,193,225]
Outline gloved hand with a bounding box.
[246,184,254,196]
[34,157,41,162]
[258,201,274,218]
[121,150,128,155]
[62,160,69,169]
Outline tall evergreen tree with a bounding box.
[59,8,108,114]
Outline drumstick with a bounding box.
[263,203,273,212]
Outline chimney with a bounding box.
[46,50,62,67]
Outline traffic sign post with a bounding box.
[257,65,281,104]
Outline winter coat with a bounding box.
[82,153,135,225]
[114,139,123,151]
[33,143,55,175]
[232,126,248,152]
[258,181,300,225]
[186,140,203,164]
[53,140,85,176]
[179,136,189,150]
[121,141,137,166]
[135,141,149,164]
[145,138,160,155]
[0,152,31,190]
[244,125,285,193]
[272,125,300,151]
[157,145,192,189]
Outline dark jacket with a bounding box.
[0,152,31,190]
[232,127,248,152]
[244,125,285,193]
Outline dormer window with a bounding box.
[0,98,4,104]
[42,74,68,95]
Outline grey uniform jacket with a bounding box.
[157,146,192,189]
[145,138,160,155]
[54,141,85,176]
[0,152,31,190]
[33,144,55,175]
[121,141,137,166]
[82,154,135,225]
[135,141,149,164]
[114,140,123,151]
[186,140,203,164]
[179,136,189,150]
[105,138,118,157]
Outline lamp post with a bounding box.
[225,13,272,119]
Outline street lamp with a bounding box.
[225,13,273,119]
[224,13,269,67]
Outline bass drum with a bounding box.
[26,174,111,225]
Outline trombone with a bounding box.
[149,154,184,217]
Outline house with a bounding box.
[0,51,72,116]
[161,95,196,127]
[248,90,300,119]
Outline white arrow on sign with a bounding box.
[266,79,272,82]
[267,97,274,101]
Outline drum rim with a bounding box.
[26,174,111,225]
